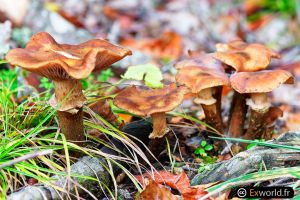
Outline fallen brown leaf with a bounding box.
[122,31,183,60]
[136,179,179,200]
[135,171,209,200]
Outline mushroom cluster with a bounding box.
[6,32,131,144]
[175,54,229,134]
[174,39,294,141]
[214,40,293,141]
[5,32,294,149]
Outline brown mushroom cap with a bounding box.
[113,84,186,116]
[230,70,294,94]
[176,66,229,93]
[174,53,225,72]
[215,39,248,52]
[213,40,280,72]
[6,32,132,80]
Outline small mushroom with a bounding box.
[213,39,280,72]
[230,70,294,140]
[6,32,131,143]
[113,84,186,139]
[175,56,229,133]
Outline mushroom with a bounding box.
[213,40,281,138]
[214,39,280,72]
[175,55,229,134]
[230,70,294,140]
[6,32,131,143]
[175,53,224,71]
[113,83,186,139]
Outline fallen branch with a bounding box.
[8,156,113,200]
[199,166,300,200]
[191,132,300,186]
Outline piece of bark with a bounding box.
[191,132,300,185]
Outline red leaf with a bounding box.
[135,171,208,200]
[121,31,183,60]
[181,187,207,200]
[136,179,179,200]
[136,171,189,191]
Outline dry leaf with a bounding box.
[135,171,208,200]
[122,31,183,60]
[136,179,179,200]
[118,113,133,123]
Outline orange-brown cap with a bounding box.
[113,84,187,116]
[215,39,248,52]
[230,70,294,94]
[213,40,280,72]
[174,53,225,72]
[176,66,229,93]
[6,32,132,80]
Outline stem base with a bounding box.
[57,108,85,144]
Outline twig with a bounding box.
[0,149,53,169]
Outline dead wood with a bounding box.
[191,132,300,185]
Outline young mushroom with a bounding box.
[6,32,131,144]
[113,83,186,139]
[175,55,229,134]
[230,69,294,140]
[213,40,281,138]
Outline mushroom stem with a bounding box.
[53,79,86,143]
[260,106,283,140]
[246,93,270,113]
[214,86,222,118]
[149,112,168,139]
[228,92,247,138]
[243,106,282,142]
[195,88,224,134]
[201,104,224,134]
[243,109,266,141]
[243,93,270,141]
[57,108,85,143]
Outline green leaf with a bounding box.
[204,144,213,151]
[122,63,163,88]
[98,68,114,82]
[195,148,205,156]
[201,140,207,147]
[81,79,89,90]
[194,148,202,155]
[39,77,54,90]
